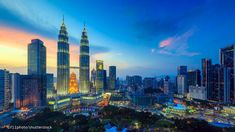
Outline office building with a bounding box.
[28,39,46,75]
[177,66,187,75]
[220,45,234,102]
[109,66,116,90]
[177,75,187,95]
[202,58,213,100]
[164,76,172,94]
[47,73,55,98]
[188,69,201,86]
[0,69,11,111]
[95,60,105,94]
[11,73,20,108]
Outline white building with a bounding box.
[189,85,207,100]
[177,75,187,95]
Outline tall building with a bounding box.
[91,69,96,86]
[28,39,46,75]
[69,72,79,94]
[218,66,232,103]
[164,76,171,95]
[188,69,201,86]
[109,66,116,90]
[96,60,104,70]
[46,73,54,98]
[177,66,187,75]
[90,69,96,94]
[202,58,213,100]
[177,66,188,94]
[0,69,11,111]
[220,45,234,102]
[79,26,90,94]
[95,60,105,94]
[177,75,187,95]
[11,73,20,108]
[57,18,70,96]
[103,70,107,91]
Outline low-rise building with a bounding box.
[189,85,207,100]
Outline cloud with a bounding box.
[159,38,174,48]
[157,29,200,57]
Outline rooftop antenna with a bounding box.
[62,15,64,24]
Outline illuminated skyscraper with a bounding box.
[79,26,90,94]
[57,18,70,96]
[69,72,79,94]
[95,60,105,94]
[28,39,46,75]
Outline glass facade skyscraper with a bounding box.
[0,69,11,111]
[220,45,234,102]
[79,27,90,94]
[57,19,70,96]
[109,66,116,90]
[28,39,46,75]
[202,58,213,100]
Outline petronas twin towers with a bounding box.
[57,18,90,96]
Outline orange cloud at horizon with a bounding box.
[0,26,80,75]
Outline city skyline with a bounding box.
[1,0,235,78]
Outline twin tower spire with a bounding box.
[57,16,90,96]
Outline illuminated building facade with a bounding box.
[109,66,116,90]
[57,18,70,96]
[0,69,11,111]
[28,39,46,75]
[47,73,55,98]
[164,76,172,94]
[177,75,187,95]
[95,60,105,94]
[79,26,90,94]
[69,72,79,94]
[90,69,96,93]
[11,73,20,108]
[16,75,47,108]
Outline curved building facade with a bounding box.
[57,19,70,96]
[79,27,90,94]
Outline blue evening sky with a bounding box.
[0,0,235,78]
